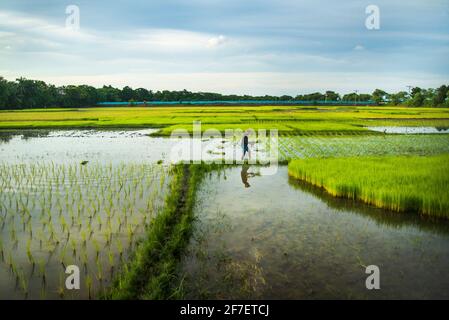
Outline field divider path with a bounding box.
[105,163,216,299]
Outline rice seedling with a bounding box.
[57,274,65,299]
[18,270,28,297]
[87,222,94,239]
[59,245,67,268]
[86,275,93,300]
[82,250,88,272]
[0,161,171,299]
[90,239,99,261]
[278,134,449,161]
[96,260,103,283]
[81,231,87,247]
[59,215,67,233]
[70,239,77,257]
[116,239,123,259]
[288,154,449,218]
[8,250,16,274]
[0,239,3,262]
[96,214,102,231]
[26,239,35,266]
[107,250,115,272]
[127,224,134,242]
[10,224,17,243]
[104,227,112,246]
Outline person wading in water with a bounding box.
[241,131,251,161]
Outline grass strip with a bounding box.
[104,163,216,299]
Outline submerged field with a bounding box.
[288,155,449,218]
[179,166,449,299]
[0,161,171,299]
[1,105,449,136]
[278,135,449,160]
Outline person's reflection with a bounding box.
[241,163,256,188]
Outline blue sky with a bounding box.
[0,0,448,95]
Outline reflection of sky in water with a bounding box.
[0,130,273,165]
[181,166,449,299]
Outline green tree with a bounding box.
[325,91,340,101]
[0,77,11,109]
[134,88,152,101]
[372,89,388,105]
[390,91,408,105]
[121,86,134,101]
[408,87,425,107]
[433,85,448,107]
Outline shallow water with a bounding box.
[0,162,171,299]
[0,129,271,165]
[0,129,269,299]
[180,166,449,299]
[2,129,449,299]
[367,126,449,134]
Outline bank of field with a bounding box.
[0,106,448,135]
[288,155,449,218]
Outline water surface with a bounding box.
[367,126,449,134]
[180,166,449,299]
[0,129,270,165]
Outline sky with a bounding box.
[0,0,448,95]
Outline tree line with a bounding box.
[0,76,448,109]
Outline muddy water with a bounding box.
[180,166,449,299]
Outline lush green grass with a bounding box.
[1,105,448,136]
[288,155,449,218]
[279,135,449,160]
[105,163,217,299]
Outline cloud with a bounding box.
[0,11,96,43]
[207,35,227,48]
[119,29,229,53]
[0,0,448,93]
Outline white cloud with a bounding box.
[0,11,96,43]
[0,11,236,55]
[207,35,227,48]
[118,29,227,52]
[0,3,447,94]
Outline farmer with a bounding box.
[241,130,251,160]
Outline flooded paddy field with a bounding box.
[0,161,171,299]
[0,128,448,299]
[367,126,449,134]
[279,134,449,160]
[179,166,449,299]
[0,129,271,165]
